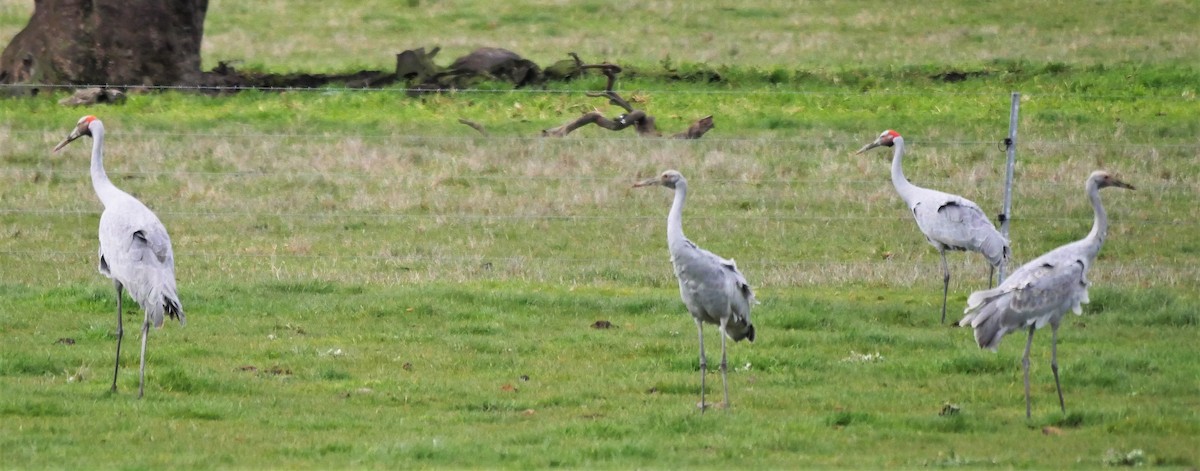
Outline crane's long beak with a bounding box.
[53,129,83,153]
[1112,179,1136,191]
[855,139,882,155]
[632,177,660,188]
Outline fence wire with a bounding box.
[0,208,1186,226]
[5,128,1200,149]
[0,248,1192,265]
[2,168,1198,190]
[1,82,1195,102]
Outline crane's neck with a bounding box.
[87,122,122,207]
[889,136,919,202]
[1083,177,1108,256]
[666,180,688,247]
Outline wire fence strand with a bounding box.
[0,207,1184,225]
[5,128,1200,149]
[1,82,1196,102]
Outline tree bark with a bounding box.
[0,0,208,88]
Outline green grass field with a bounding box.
[1,1,1199,469]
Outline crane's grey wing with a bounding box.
[671,239,717,319]
[99,201,173,267]
[697,248,757,342]
[132,221,184,327]
[960,259,1087,350]
[130,223,174,265]
[719,256,757,342]
[672,241,756,338]
[718,256,756,307]
[688,245,756,306]
[103,215,175,270]
[1000,240,1088,287]
[100,207,184,328]
[919,198,1009,265]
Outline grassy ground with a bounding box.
[2,283,1197,468]
[2,1,1199,469]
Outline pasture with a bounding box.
[1,0,1198,468]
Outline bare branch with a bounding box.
[458,118,489,136]
[582,64,634,112]
[543,61,709,139]
[621,111,661,137]
[672,115,714,139]
[541,110,664,138]
[543,111,612,137]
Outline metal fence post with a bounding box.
[998,92,1020,283]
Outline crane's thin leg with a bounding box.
[1050,325,1065,413]
[988,264,996,289]
[939,249,950,324]
[138,312,150,399]
[695,318,707,412]
[718,317,730,410]
[1022,325,1036,419]
[111,281,124,393]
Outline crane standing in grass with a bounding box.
[54,116,185,399]
[634,170,756,411]
[857,130,1009,324]
[960,170,1133,418]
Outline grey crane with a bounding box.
[857,130,1009,323]
[959,170,1133,418]
[54,115,185,399]
[634,170,756,411]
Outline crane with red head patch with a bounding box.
[857,129,1010,324]
[53,115,184,399]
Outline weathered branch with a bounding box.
[458,118,489,136]
[582,64,634,112]
[542,111,614,137]
[671,115,715,139]
[620,111,659,136]
[470,56,714,139]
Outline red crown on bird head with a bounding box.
[886,130,901,138]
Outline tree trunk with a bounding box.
[0,0,207,88]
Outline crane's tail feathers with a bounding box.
[959,292,1010,351]
[965,286,1004,310]
[165,295,185,327]
[146,286,184,328]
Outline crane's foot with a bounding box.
[696,401,728,410]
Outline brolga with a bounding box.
[857,130,1009,323]
[54,116,185,399]
[960,171,1133,418]
[634,170,756,411]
